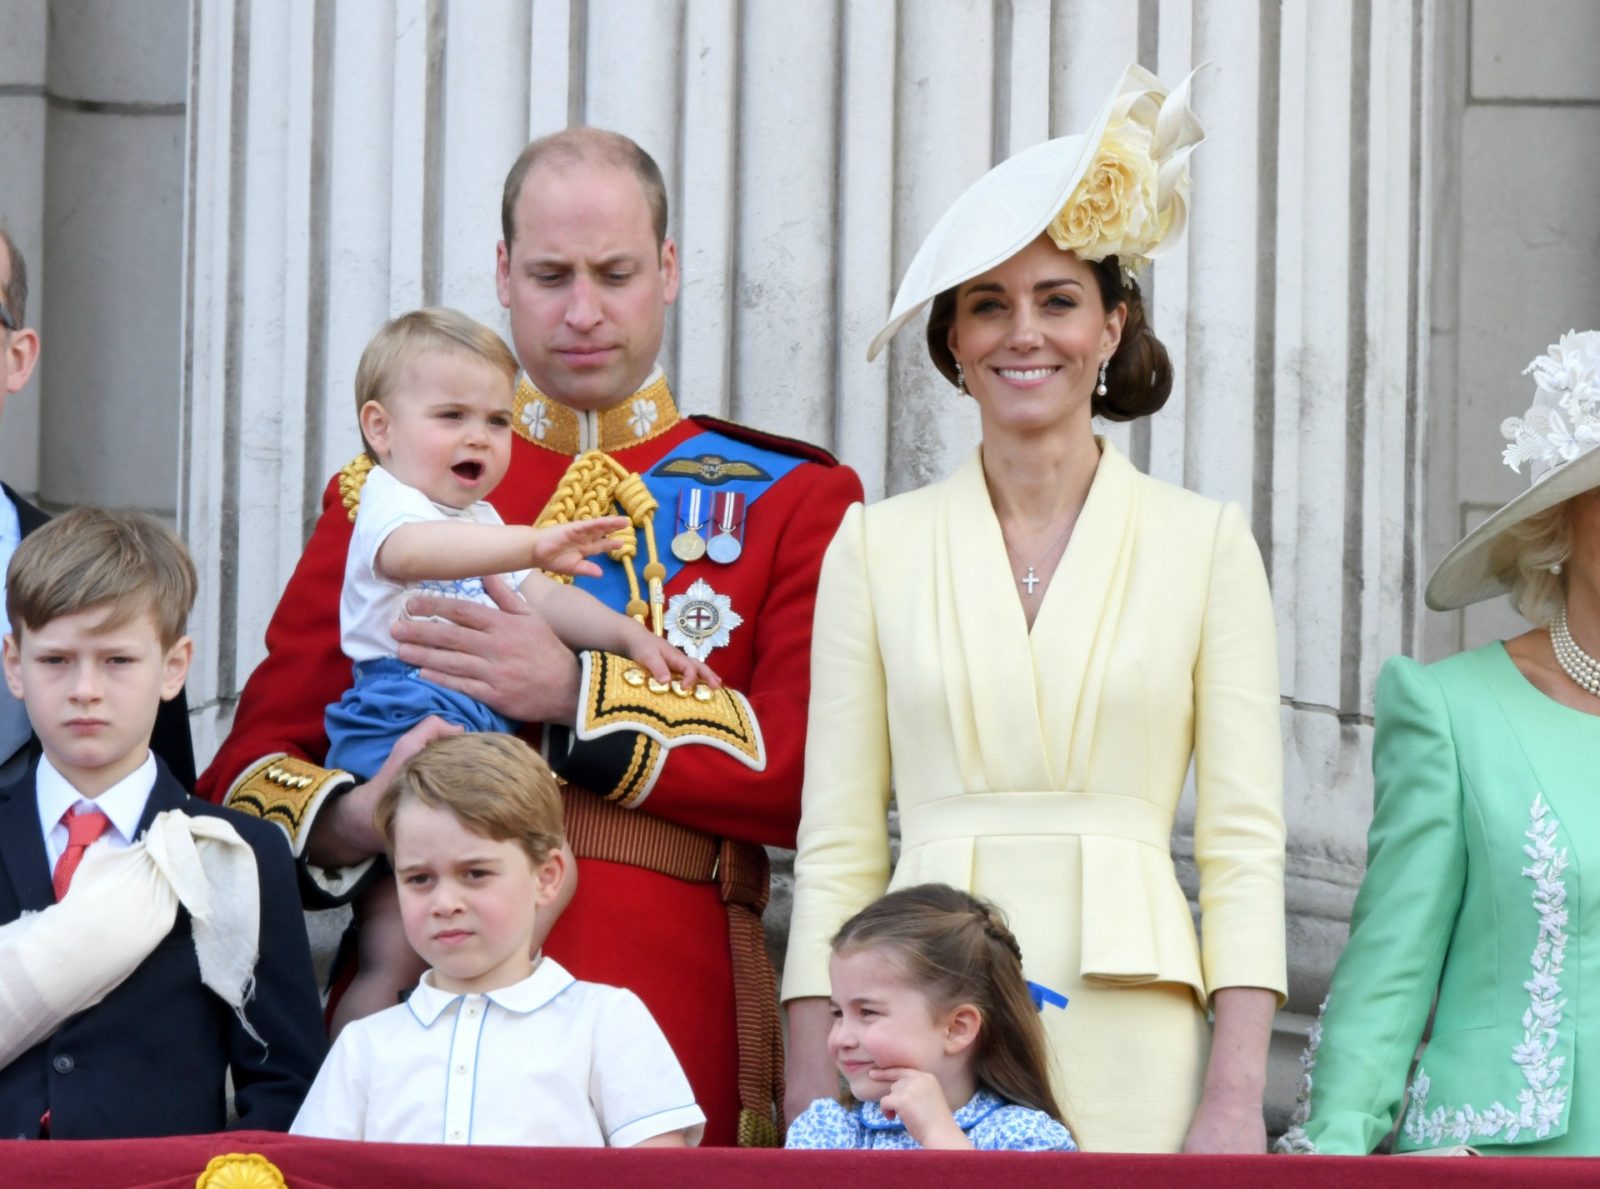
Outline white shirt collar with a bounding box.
[405,955,577,1027]
[37,750,158,845]
[0,494,20,636]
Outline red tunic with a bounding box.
[199,379,863,1146]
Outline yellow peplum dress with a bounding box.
[782,441,1287,1153]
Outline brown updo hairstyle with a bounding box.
[925,253,1173,422]
[831,883,1072,1131]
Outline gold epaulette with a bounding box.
[576,651,766,773]
[224,754,353,857]
[338,453,375,522]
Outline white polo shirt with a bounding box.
[291,959,705,1147]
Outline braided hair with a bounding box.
[830,884,1070,1127]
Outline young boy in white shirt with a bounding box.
[291,731,705,1146]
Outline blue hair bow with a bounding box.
[1027,980,1069,1012]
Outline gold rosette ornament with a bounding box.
[194,1152,289,1189]
[1047,65,1205,273]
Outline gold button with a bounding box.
[646,677,670,694]
[623,667,646,686]
[694,685,713,702]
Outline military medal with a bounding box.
[666,579,744,660]
[671,488,709,563]
[706,491,746,564]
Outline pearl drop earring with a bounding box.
[1095,360,1108,397]
[955,361,969,396]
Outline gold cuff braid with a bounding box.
[576,651,766,770]
[224,754,354,857]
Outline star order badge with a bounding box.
[666,578,744,660]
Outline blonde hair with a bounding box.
[374,733,564,866]
[832,884,1072,1131]
[354,308,519,459]
[1501,502,1574,625]
[5,507,196,647]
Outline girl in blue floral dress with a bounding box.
[785,884,1077,1151]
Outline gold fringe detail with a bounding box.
[533,450,664,633]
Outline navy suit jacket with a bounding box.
[0,757,325,1138]
[1,484,197,790]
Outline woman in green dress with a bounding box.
[1283,329,1600,1155]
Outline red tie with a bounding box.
[52,808,111,901]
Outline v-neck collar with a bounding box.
[942,440,1138,789]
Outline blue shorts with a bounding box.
[325,657,519,781]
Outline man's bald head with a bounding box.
[500,127,669,251]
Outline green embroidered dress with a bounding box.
[1294,643,1600,1154]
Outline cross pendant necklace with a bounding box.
[1001,513,1077,598]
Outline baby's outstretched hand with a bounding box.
[625,632,722,691]
[532,516,632,578]
[870,1068,972,1150]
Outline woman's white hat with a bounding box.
[867,63,1205,362]
[1426,330,1600,610]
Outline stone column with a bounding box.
[38,0,187,513]
[0,0,48,495]
[1423,0,1600,660]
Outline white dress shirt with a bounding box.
[36,751,156,868]
[0,492,20,636]
[291,958,705,1147]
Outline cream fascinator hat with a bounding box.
[1426,330,1600,610]
[867,63,1205,361]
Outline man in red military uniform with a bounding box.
[197,129,862,1147]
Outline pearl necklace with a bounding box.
[1551,605,1600,697]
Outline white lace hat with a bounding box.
[866,63,1205,362]
[1426,330,1600,610]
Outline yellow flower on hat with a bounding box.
[1046,69,1205,272]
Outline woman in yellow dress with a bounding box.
[781,66,1286,1154]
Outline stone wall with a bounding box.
[1422,0,1600,659]
[0,0,186,515]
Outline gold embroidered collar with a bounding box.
[512,367,681,455]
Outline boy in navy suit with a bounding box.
[0,508,324,1138]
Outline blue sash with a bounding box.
[570,429,803,610]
